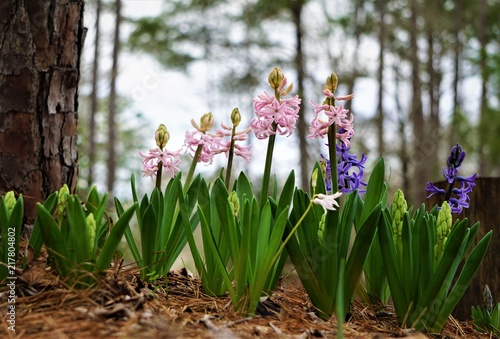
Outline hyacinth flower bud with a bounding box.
[57,184,70,224]
[200,112,215,132]
[311,168,318,192]
[325,73,339,95]
[280,80,294,96]
[446,144,465,170]
[5,191,16,218]
[318,213,326,244]
[435,201,452,263]
[228,191,240,218]
[86,213,96,257]
[268,67,284,91]
[483,284,493,313]
[391,189,407,262]
[231,108,241,127]
[155,124,169,149]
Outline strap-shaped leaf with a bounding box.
[413,220,468,318]
[429,230,492,332]
[36,203,71,278]
[115,198,142,266]
[30,191,58,258]
[66,196,92,263]
[343,203,381,314]
[378,208,408,322]
[96,203,137,272]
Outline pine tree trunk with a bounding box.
[376,0,386,159]
[88,0,102,187]
[106,0,121,195]
[450,0,462,148]
[0,1,84,225]
[291,1,309,191]
[409,0,426,205]
[477,0,489,176]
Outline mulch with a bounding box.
[0,252,491,338]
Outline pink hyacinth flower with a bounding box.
[139,147,182,179]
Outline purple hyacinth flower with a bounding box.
[425,144,476,214]
[321,138,367,194]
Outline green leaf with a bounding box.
[29,192,58,258]
[96,203,137,272]
[343,203,381,314]
[359,158,385,224]
[378,208,408,322]
[429,230,493,332]
[36,204,71,278]
[66,196,92,263]
[114,197,142,266]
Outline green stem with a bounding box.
[270,200,314,267]
[327,124,338,194]
[155,161,163,190]
[224,125,237,189]
[259,133,277,211]
[184,144,203,194]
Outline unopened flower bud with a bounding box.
[325,73,338,95]
[228,191,240,218]
[57,184,70,223]
[4,191,16,218]
[231,108,241,127]
[483,285,493,313]
[437,201,452,240]
[391,189,407,239]
[200,112,214,132]
[155,124,169,149]
[447,144,465,169]
[268,67,284,90]
[318,213,326,243]
[86,213,96,257]
[311,168,318,191]
[278,77,294,96]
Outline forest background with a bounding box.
[79,0,499,209]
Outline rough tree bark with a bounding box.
[0,1,84,224]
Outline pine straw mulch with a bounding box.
[0,254,492,339]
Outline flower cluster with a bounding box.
[250,68,301,140]
[140,147,183,179]
[425,144,477,214]
[320,139,367,194]
[308,89,354,146]
[185,119,252,164]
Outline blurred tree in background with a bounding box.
[76,0,500,206]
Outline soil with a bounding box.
[0,250,491,338]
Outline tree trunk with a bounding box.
[426,30,442,178]
[88,0,102,188]
[409,0,426,205]
[0,1,84,225]
[450,0,462,148]
[106,0,122,195]
[376,0,386,159]
[394,66,410,195]
[477,0,489,176]
[291,1,309,191]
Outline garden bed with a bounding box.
[0,253,487,339]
